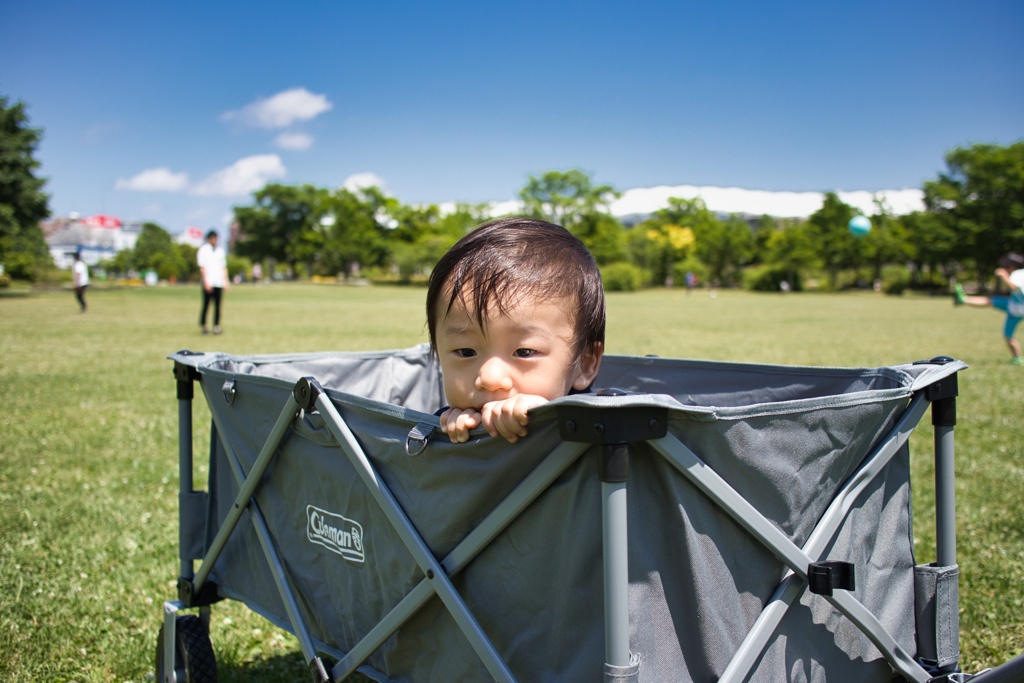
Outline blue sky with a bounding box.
[2,0,1021,233]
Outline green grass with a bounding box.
[1,283,1021,681]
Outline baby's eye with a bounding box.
[454,348,477,358]
[513,348,539,358]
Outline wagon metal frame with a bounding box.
[158,347,1024,682]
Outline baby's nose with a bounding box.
[476,356,514,392]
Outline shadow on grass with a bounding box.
[214,651,375,683]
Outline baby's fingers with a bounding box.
[440,408,481,443]
[490,411,529,443]
[481,396,545,443]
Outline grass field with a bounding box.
[1,282,1022,681]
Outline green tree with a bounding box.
[648,196,754,287]
[862,200,911,284]
[101,247,135,277]
[923,142,1024,286]
[287,186,333,276]
[806,192,858,289]
[0,97,52,280]
[634,196,718,286]
[99,223,193,281]
[389,203,484,280]
[175,242,199,282]
[233,202,281,272]
[697,215,754,287]
[629,220,695,286]
[233,182,408,280]
[226,254,251,282]
[899,210,956,285]
[649,196,719,231]
[748,214,778,268]
[233,183,330,278]
[318,186,392,278]
[761,218,818,290]
[518,169,620,227]
[127,222,188,280]
[572,211,626,265]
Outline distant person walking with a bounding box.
[954,252,1024,365]
[72,251,89,313]
[197,229,229,334]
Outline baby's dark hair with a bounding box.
[426,217,605,357]
[998,252,1024,271]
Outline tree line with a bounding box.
[2,95,1022,292]
[219,145,1024,293]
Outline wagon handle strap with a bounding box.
[405,422,434,457]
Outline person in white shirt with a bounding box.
[954,252,1024,365]
[72,251,89,313]
[197,230,229,334]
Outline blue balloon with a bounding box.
[849,215,871,237]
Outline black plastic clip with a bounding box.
[807,561,856,596]
[294,377,324,411]
[911,357,960,427]
[556,390,668,445]
[177,577,222,607]
[173,361,199,400]
[913,355,955,366]
[601,444,630,483]
[222,379,236,405]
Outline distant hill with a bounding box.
[473,184,925,221]
[609,185,924,219]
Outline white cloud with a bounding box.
[436,185,924,221]
[835,189,924,216]
[608,185,925,218]
[275,131,313,150]
[191,154,287,197]
[342,172,387,193]
[221,87,333,129]
[487,199,525,216]
[115,167,189,192]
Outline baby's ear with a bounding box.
[572,342,604,391]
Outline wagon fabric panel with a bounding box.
[170,345,964,682]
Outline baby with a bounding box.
[426,217,606,443]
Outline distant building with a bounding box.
[176,226,206,248]
[43,215,142,268]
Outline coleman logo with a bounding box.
[306,505,365,564]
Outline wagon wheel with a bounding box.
[155,614,218,683]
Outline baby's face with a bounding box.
[435,293,597,410]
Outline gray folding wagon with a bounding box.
[158,344,1023,682]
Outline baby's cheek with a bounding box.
[444,377,475,407]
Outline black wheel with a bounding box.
[155,614,218,683]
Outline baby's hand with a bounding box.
[439,407,482,443]
[480,395,549,443]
